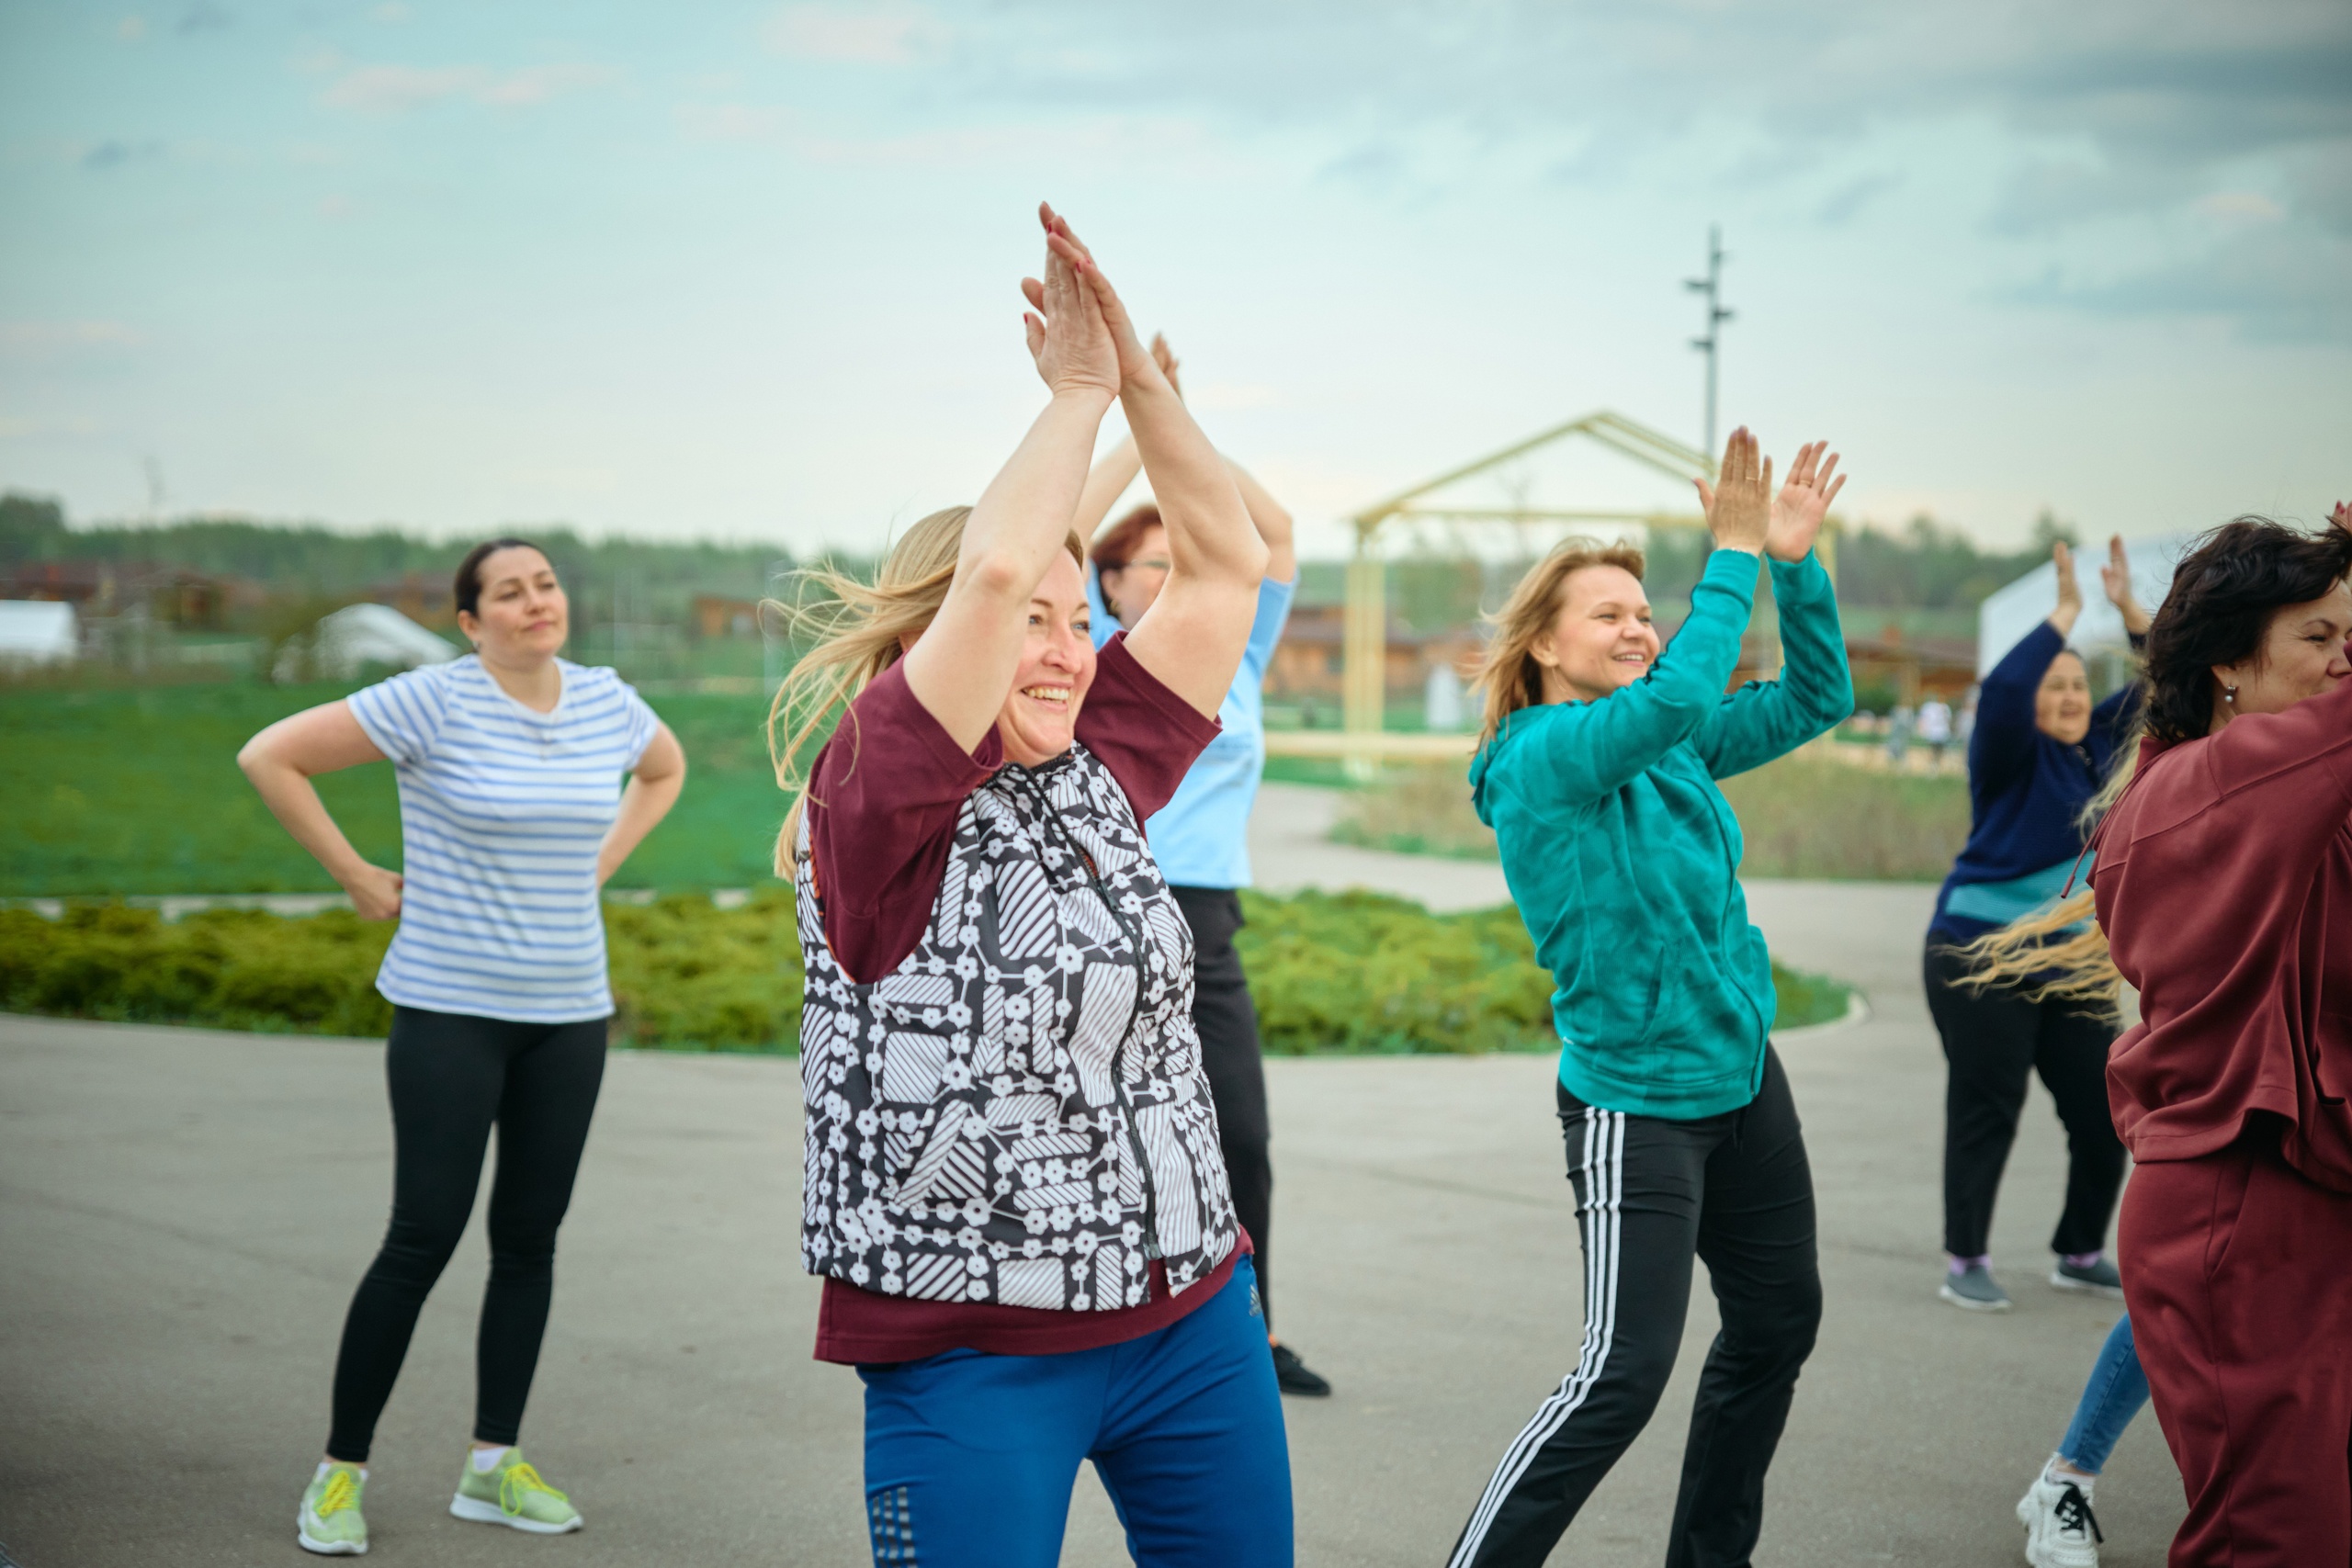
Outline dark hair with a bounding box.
[1090,503,1163,574]
[454,537,549,619]
[2141,515,2352,743]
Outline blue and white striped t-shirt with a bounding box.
[346,656,661,1024]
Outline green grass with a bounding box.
[1333,755,1970,880]
[0,886,1851,1053]
[0,681,787,897]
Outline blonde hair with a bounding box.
[1955,730,2142,1016]
[763,506,1083,875]
[1473,538,1648,746]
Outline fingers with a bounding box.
[1785,440,1818,490]
[1760,456,1774,496]
[1821,472,1847,509]
[1022,276,1046,312]
[1694,479,1715,513]
[2052,539,2073,572]
[1024,311,1046,363]
[1815,450,1841,496]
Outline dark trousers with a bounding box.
[2120,1137,2352,1566]
[1922,944,2125,1259]
[326,1006,606,1462]
[1167,886,1277,1327]
[1447,1049,1821,1568]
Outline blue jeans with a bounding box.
[858,1258,1292,1568]
[2057,1313,2148,1473]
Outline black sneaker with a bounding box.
[2050,1257,2125,1300]
[1271,1343,1331,1397]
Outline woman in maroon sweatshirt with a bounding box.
[2091,506,2352,1568]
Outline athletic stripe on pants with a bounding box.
[1446,1049,1822,1568]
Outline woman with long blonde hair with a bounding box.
[769,205,1287,1568]
[1442,433,1854,1568]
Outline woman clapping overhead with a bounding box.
[770,206,1288,1568]
[1445,433,1854,1568]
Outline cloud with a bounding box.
[2008,226,2352,343]
[763,2,947,64]
[321,62,616,113]
[80,139,164,170]
[0,321,146,364]
[1815,173,1900,227]
[675,102,797,142]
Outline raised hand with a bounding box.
[1021,203,1118,400]
[1694,427,1772,555]
[2098,533,2152,635]
[1152,333,1182,399]
[2050,540,2083,635]
[1765,440,1845,563]
[1032,204,1166,397]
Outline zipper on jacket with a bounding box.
[1011,771,1165,1264]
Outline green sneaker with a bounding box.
[297,1463,368,1556]
[449,1448,583,1535]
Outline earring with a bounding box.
[2223,685,2238,705]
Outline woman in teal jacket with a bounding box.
[1444,431,1854,1568]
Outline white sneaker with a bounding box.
[2017,1459,2103,1568]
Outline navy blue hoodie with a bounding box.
[1930,620,2140,942]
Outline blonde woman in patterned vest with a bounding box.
[766,204,1287,1568]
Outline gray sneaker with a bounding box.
[1940,1262,2013,1312]
[2051,1258,2125,1299]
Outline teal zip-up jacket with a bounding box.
[1468,547,1853,1119]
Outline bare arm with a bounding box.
[901,205,1120,753]
[236,701,403,919]
[598,722,686,886]
[1041,229,1265,717]
[1074,435,1141,544]
[1226,457,1295,583]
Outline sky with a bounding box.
[3,0,2347,560]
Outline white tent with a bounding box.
[0,600,79,663]
[1974,532,2200,678]
[276,603,458,682]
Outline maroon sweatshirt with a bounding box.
[2093,672,2352,1193]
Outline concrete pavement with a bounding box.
[0,868,2182,1566]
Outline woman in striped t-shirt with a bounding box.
[238,539,684,1555]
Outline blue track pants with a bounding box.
[857,1258,1292,1568]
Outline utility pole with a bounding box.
[1685,226,1732,463]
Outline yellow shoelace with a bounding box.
[500,1461,568,1516]
[317,1469,361,1518]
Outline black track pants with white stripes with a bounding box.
[1445,1047,1821,1568]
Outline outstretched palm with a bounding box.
[1766,441,1845,564]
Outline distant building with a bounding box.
[0,600,78,663]
[693,594,763,640]
[275,604,458,682]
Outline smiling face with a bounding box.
[995,550,1098,766]
[1098,523,1170,627]
[457,546,567,666]
[2034,650,2093,745]
[2215,581,2352,722]
[1532,565,1659,704]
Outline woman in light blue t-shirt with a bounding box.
[1073,334,1329,1398]
[239,539,684,1556]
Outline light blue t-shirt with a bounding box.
[346,656,661,1023]
[1088,570,1295,889]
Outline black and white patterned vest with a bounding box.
[795,743,1238,1312]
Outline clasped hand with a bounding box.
[1021,203,1171,404]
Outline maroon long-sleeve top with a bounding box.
[2093,673,2352,1193]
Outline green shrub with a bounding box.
[0,887,1849,1053]
[1333,754,1970,880]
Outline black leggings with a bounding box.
[1168,886,1277,1327]
[326,1007,606,1463]
[1448,1049,1821,1568]
[1922,944,2124,1259]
